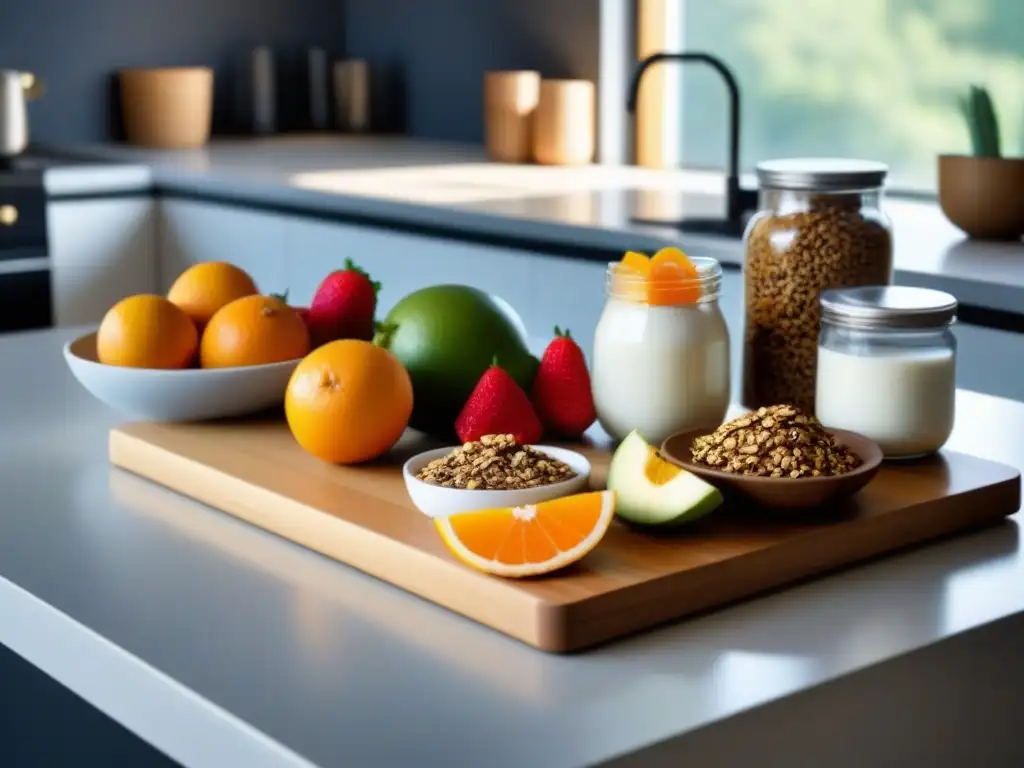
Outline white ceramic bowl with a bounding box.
[402,444,591,519]
[64,331,301,422]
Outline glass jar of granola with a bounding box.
[742,158,894,412]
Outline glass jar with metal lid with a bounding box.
[815,286,958,459]
[742,158,894,413]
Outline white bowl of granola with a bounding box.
[402,437,592,519]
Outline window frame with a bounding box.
[597,0,686,168]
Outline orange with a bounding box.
[96,294,198,369]
[168,262,259,329]
[285,339,414,464]
[200,295,310,368]
[434,490,616,578]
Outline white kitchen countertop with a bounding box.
[2,326,1024,767]
[42,135,1024,317]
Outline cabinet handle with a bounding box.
[0,205,18,226]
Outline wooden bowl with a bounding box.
[938,154,1024,241]
[660,428,884,510]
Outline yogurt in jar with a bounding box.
[814,285,959,459]
[591,257,730,445]
[816,345,955,458]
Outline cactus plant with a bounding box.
[958,85,1002,158]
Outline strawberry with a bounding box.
[455,361,543,445]
[530,326,596,437]
[306,259,380,345]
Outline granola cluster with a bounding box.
[691,405,862,478]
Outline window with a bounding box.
[618,0,1024,193]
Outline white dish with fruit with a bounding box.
[64,331,303,422]
[65,259,388,423]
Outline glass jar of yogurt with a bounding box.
[591,256,730,445]
[815,286,958,459]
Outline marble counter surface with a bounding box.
[2,326,1023,767]
[45,135,1024,317]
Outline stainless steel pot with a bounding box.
[0,71,46,157]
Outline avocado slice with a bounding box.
[607,430,723,526]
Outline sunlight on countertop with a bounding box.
[288,162,728,205]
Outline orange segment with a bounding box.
[649,247,702,305]
[651,246,697,272]
[434,491,616,578]
[620,250,652,276]
[612,251,651,302]
[643,448,682,485]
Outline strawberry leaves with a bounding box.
[344,258,382,298]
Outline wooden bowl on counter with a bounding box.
[660,428,884,510]
[938,154,1024,241]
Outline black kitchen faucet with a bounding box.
[626,51,759,238]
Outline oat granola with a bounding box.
[417,433,576,490]
[691,404,862,479]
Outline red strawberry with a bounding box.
[455,361,543,445]
[531,326,596,437]
[306,259,380,345]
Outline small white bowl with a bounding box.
[402,444,592,519]
[64,331,301,422]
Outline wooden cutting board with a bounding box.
[109,419,1021,653]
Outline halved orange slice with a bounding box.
[434,491,616,578]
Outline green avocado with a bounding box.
[374,285,539,437]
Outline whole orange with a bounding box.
[285,340,414,464]
[97,294,198,369]
[201,295,310,368]
[168,262,259,329]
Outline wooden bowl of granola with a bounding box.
[403,442,591,518]
[661,427,883,510]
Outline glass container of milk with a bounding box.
[816,286,958,459]
[591,256,730,445]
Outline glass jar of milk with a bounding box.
[591,256,730,445]
[816,286,958,459]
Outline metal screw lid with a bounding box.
[820,286,958,330]
[756,158,888,191]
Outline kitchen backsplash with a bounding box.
[343,0,599,140]
[3,0,344,143]
[4,0,599,145]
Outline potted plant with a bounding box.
[938,85,1024,240]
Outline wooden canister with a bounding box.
[533,79,595,166]
[334,59,370,133]
[119,67,214,149]
[483,70,540,163]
